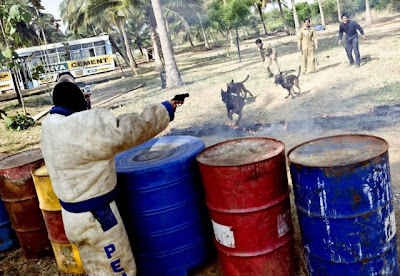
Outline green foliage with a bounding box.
[30,65,44,80]
[207,0,252,34]
[4,113,35,131]
[295,2,312,23]
[224,0,252,29]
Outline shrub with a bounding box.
[4,113,35,131]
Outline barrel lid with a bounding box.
[288,134,389,167]
[33,165,48,176]
[0,148,42,170]
[115,136,205,173]
[197,138,284,167]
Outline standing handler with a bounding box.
[255,39,280,78]
[41,82,183,275]
[338,13,366,67]
[298,18,318,74]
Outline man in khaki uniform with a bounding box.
[255,38,280,78]
[298,18,318,74]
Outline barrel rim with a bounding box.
[0,148,43,171]
[196,137,285,167]
[32,165,49,177]
[287,134,389,168]
[115,135,205,173]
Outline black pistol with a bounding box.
[171,93,189,105]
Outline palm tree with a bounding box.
[317,0,326,27]
[145,6,164,72]
[254,0,268,35]
[291,0,300,35]
[197,13,210,49]
[86,0,139,74]
[276,0,290,35]
[365,0,372,24]
[336,0,341,22]
[151,0,183,87]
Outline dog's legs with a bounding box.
[285,90,291,99]
[296,84,301,95]
[228,110,233,120]
[243,88,253,97]
[236,112,242,125]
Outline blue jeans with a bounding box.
[345,36,360,66]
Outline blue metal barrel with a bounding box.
[0,199,15,251]
[288,134,399,275]
[115,136,214,276]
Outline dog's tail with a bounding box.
[297,65,301,78]
[240,75,250,84]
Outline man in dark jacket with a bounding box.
[338,13,366,67]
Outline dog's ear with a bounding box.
[279,72,283,76]
[231,80,234,83]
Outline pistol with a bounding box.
[171,93,189,104]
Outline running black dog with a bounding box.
[221,89,245,125]
[274,66,301,98]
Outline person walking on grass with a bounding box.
[338,13,366,68]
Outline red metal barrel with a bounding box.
[0,149,52,258]
[197,138,295,276]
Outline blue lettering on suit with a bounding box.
[104,244,127,275]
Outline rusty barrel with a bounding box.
[197,138,295,276]
[32,165,85,274]
[0,149,52,258]
[288,134,399,275]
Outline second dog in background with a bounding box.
[274,66,302,99]
[226,75,254,99]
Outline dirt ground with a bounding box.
[1,11,400,275]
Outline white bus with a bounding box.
[15,34,116,87]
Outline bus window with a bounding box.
[82,42,94,48]
[95,47,106,56]
[71,50,82,60]
[32,51,42,58]
[94,41,105,46]
[48,54,59,64]
[82,48,95,58]
[57,47,66,53]
[59,53,71,62]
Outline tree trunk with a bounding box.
[256,4,268,35]
[109,35,133,70]
[336,0,342,22]
[235,29,241,62]
[318,0,326,27]
[11,68,26,115]
[151,0,183,87]
[222,0,234,48]
[119,19,139,76]
[365,0,373,24]
[164,18,175,53]
[147,8,165,72]
[277,0,290,35]
[292,0,300,35]
[198,14,210,49]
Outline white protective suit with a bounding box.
[41,104,171,276]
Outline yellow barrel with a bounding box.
[32,166,61,211]
[32,165,85,275]
[51,242,85,274]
